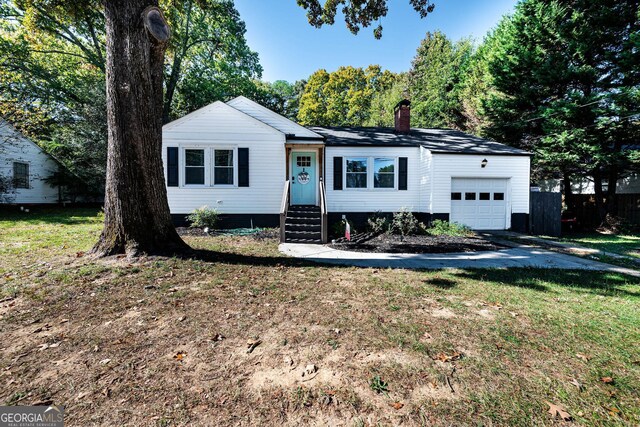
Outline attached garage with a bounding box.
[450,178,509,229]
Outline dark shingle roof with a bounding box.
[309,127,531,156]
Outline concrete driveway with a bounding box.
[279,243,640,277]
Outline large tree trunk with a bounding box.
[592,170,607,226]
[606,166,619,217]
[92,0,188,257]
[562,170,574,213]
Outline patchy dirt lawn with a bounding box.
[1,208,639,426]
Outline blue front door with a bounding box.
[291,152,316,205]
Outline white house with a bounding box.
[162,97,531,242]
[0,119,60,204]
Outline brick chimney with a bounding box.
[394,99,411,134]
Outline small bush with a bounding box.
[187,206,219,229]
[427,219,472,237]
[367,211,390,234]
[391,208,420,236]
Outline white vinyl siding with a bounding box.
[0,121,59,204]
[163,102,285,214]
[326,146,421,212]
[429,154,530,217]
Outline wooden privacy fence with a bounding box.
[529,191,562,236]
[572,194,640,229]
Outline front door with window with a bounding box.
[291,152,316,205]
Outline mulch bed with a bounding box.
[330,232,505,254]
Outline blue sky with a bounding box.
[233,0,518,83]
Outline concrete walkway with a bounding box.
[279,243,640,277]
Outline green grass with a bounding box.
[560,232,640,259]
[0,208,639,426]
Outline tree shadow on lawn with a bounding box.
[450,268,640,298]
[181,249,639,298]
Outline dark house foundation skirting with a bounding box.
[328,212,529,233]
[171,214,279,229]
[510,213,529,233]
[172,212,529,233]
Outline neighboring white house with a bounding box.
[162,97,531,242]
[0,119,60,204]
[539,174,640,194]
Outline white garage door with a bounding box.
[450,178,509,230]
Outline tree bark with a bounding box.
[606,167,619,217]
[562,171,574,213]
[92,0,188,257]
[592,170,607,226]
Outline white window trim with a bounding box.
[180,146,238,188]
[343,156,398,191]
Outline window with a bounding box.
[185,149,205,185]
[346,158,367,188]
[465,192,476,200]
[13,162,29,189]
[479,192,490,200]
[493,192,504,200]
[214,149,234,185]
[296,156,311,167]
[451,192,462,200]
[374,158,395,188]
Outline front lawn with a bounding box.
[1,208,639,426]
[560,232,640,259]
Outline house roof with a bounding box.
[226,96,323,140]
[310,126,532,156]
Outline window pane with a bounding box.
[374,158,394,174]
[13,162,29,189]
[479,192,490,200]
[185,167,205,185]
[215,150,233,167]
[494,192,505,200]
[297,156,311,167]
[185,149,204,166]
[346,173,367,188]
[451,192,462,200]
[374,174,394,188]
[215,167,234,185]
[346,158,367,173]
[465,192,476,200]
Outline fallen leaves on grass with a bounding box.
[391,402,404,410]
[603,406,621,417]
[173,351,187,361]
[435,351,463,363]
[546,401,572,421]
[569,378,584,391]
[246,339,261,354]
[600,377,614,384]
[576,353,591,362]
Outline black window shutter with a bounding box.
[398,157,408,190]
[238,148,249,187]
[333,157,343,190]
[167,147,179,187]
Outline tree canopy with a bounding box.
[0,0,262,196]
